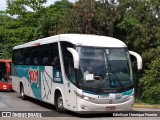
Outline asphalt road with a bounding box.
[0,91,159,120]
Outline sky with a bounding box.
[0,0,76,11]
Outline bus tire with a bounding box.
[20,84,27,100]
[55,93,65,113]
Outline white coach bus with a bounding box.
[12,34,142,113]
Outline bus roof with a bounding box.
[13,34,127,50]
[0,59,12,63]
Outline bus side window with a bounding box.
[31,48,39,65]
[51,54,60,68]
[39,48,49,66]
[50,43,61,69]
[26,58,30,65]
[34,58,38,65]
[13,50,23,65]
[50,49,56,66]
[24,50,31,65]
[43,57,48,65]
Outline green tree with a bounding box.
[6,0,47,15]
[140,47,160,104]
[34,0,73,38]
[116,0,160,104]
[0,14,14,58]
[117,0,160,53]
[0,13,35,58]
[0,0,47,58]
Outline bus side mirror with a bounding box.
[67,47,79,69]
[129,51,142,70]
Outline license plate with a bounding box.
[106,106,115,111]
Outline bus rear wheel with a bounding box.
[55,94,65,113]
[20,84,26,100]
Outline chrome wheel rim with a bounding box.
[57,96,64,110]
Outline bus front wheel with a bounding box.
[55,94,65,113]
[20,84,26,100]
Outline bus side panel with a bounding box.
[41,66,54,104]
[13,65,45,100]
[40,66,66,106]
[12,64,65,106]
[11,77,19,92]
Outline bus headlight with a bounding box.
[126,95,134,100]
[74,91,95,102]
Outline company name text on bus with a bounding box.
[28,68,39,86]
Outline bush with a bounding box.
[139,57,160,104]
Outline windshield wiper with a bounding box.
[100,51,108,79]
[107,63,124,88]
[100,66,108,79]
[110,72,124,88]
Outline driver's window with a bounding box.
[67,52,76,83]
[60,42,76,84]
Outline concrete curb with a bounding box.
[134,103,160,109]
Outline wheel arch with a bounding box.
[54,87,65,107]
[19,80,25,93]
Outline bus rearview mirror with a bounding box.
[129,51,142,70]
[67,47,79,69]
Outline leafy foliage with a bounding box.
[34,0,73,38]
[139,47,160,104]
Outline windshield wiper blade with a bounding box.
[100,51,108,79]
[100,66,108,79]
[110,72,124,88]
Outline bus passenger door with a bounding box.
[64,77,77,111]
[64,57,78,111]
[60,42,78,111]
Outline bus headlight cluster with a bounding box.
[126,95,134,100]
[74,91,95,102]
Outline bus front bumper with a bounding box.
[77,97,134,113]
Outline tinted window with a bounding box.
[39,48,49,65]
[60,42,75,83]
[24,48,31,65]
[50,43,60,68]
[31,47,39,65]
[13,42,60,66]
[13,50,23,65]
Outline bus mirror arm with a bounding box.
[67,47,79,69]
[129,51,142,70]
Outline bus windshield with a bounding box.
[76,47,133,93]
[0,62,9,82]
